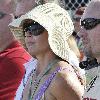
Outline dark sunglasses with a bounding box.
[0,11,7,19]
[23,21,45,36]
[81,18,100,30]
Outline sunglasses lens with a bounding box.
[81,18,100,30]
[23,21,45,36]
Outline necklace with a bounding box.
[29,59,59,100]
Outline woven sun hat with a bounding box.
[10,27,27,50]
[9,3,78,64]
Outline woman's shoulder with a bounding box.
[49,61,84,99]
[52,61,80,85]
[55,60,86,85]
[56,60,76,76]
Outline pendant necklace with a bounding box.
[29,59,59,100]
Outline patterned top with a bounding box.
[33,67,60,100]
[29,66,85,100]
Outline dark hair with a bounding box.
[79,58,98,69]
[21,19,34,29]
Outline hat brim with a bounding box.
[9,3,76,64]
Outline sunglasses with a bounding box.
[23,21,45,36]
[81,18,100,30]
[0,11,7,19]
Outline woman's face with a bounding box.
[24,26,50,57]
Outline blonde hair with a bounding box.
[67,35,81,60]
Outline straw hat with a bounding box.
[10,27,27,50]
[9,3,77,63]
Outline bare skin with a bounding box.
[0,0,16,52]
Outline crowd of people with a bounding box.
[0,0,100,100]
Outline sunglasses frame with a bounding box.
[81,18,100,30]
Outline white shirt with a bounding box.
[83,65,100,100]
[14,58,37,100]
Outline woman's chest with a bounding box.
[30,73,57,100]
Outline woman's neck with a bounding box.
[36,51,56,75]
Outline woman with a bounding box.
[9,3,85,100]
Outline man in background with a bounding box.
[78,0,100,99]
[0,0,35,99]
